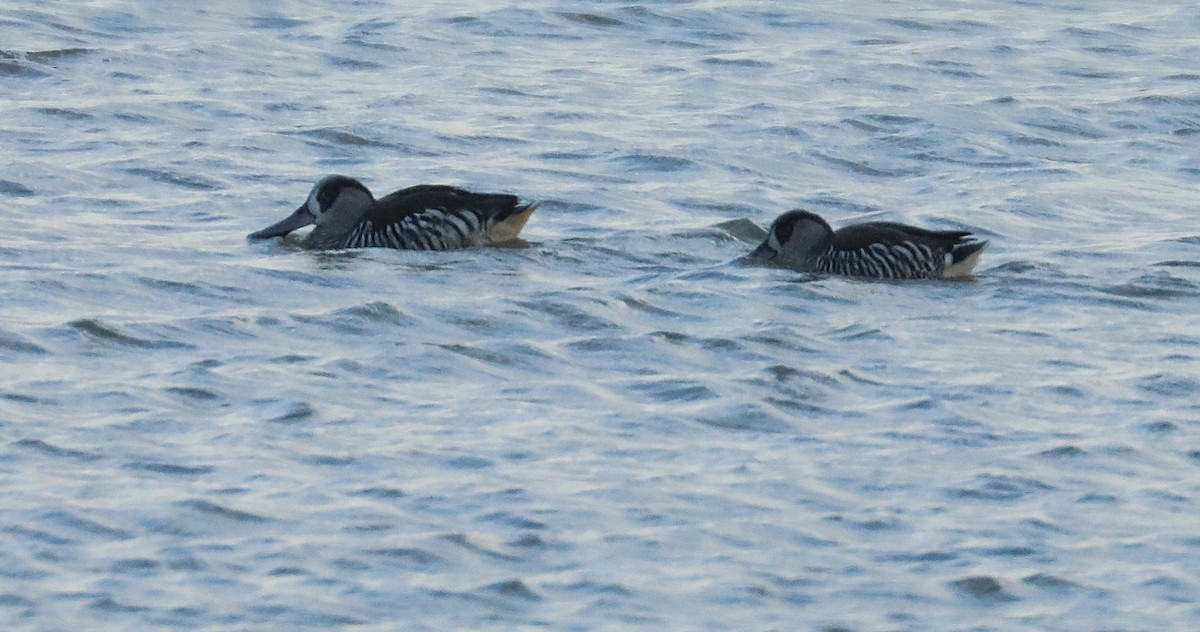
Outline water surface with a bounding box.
[2,1,1199,629]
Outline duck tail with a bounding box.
[488,202,538,244]
[943,239,987,278]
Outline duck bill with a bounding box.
[248,204,316,239]
[741,241,776,263]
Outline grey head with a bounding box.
[248,175,376,241]
[745,209,835,264]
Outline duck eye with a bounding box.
[774,217,794,244]
[315,186,341,213]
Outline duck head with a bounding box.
[745,209,834,263]
[249,175,375,240]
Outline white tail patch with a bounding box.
[487,204,537,244]
[942,246,985,278]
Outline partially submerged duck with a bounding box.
[249,175,537,250]
[746,209,987,279]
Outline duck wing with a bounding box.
[832,222,974,253]
[353,185,535,249]
[365,185,521,224]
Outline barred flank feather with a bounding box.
[344,208,500,250]
[816,241,944,279]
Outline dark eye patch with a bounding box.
[775,215,795,244]
[318,181,347,209]
[316,176,368,211]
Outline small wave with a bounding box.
[109,558,160,574]
[43,510,133,540]
[616,293,690,318]
[1124,94,1200,107]
[163,386,222,402]
[624,377,718,403]
[180,499,269,523]
[364,547,444,567]
[696,402,795,434]
[481,579,541,602]
[823,323,888,342]
[436,342,553,370]
[1102,271,1200,299]
[343,36,406,53]
[946,474,1055,501]
[1057,68,1120,80]
[1005,133,1067,148]
[68,318,194,350]
[323,54,384,71]
[298,453,357,467]
[26,48,94,63]
[559,12,625,28]
[1,48,91,77]
[1023,573,1083,592]
[851,38,905,46]
[1018,117,1107,140]
[612,153,698,173]
[133,276,252,303]
[283,127,444,157]
[36,107,94,121]
[0,179,35,196]
[1136,373,1199,398]
[286,127,388,147]
[0,58,49,78]
[441,533,522,562]
[262,401,316,424]
[703,57,772,68]
[537,150,601,161]
[123,167,223,191]
[877,550,957,563]
[1038,445,1087,459]
[881,18,936,32]
[0,329,47,354]
[811,151,923,177]
[13,438,102,461]
[247,16,310,30]
[90,597,150,614]
[949,576,1020,602]
[124,461,214,476]
[924,59,983,79]
[339,301,414,325]
[511,298,620,332]
[443,454,492,470]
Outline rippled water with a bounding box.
[3,1,1199,629]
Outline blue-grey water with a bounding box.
[3,1,1199,629]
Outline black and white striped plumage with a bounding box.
[746,209,987,279]
[249,175,538,250]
